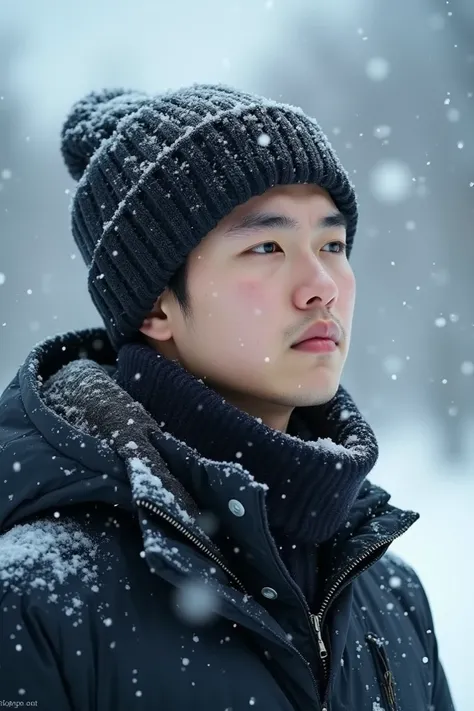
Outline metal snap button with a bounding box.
[228,499,245,517]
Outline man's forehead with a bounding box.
[220,184,336,230]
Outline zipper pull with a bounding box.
[310,614,328,659]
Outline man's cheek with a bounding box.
[234,279,272,312]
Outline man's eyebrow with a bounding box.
[224,210,347,237]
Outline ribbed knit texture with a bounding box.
[61,84,359,348]
[115,343,379,546]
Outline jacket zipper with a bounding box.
[310,612,329,664]
[366,633,398,711]
[138,498,415,711]
[309,517,417,687]
[137,498,323,706]
[136,498,249,594]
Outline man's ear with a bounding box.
[139,292,173,343]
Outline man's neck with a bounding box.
[201,381,293,433]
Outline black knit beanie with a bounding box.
[61,83,358,348]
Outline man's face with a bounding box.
[142,184,356,428]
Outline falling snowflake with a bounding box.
[257,133,271,147]
[174,579,218,625]
[460,361,474,376]
[389,575,402,589]
[373,125,391,139]
[369,160,412,203]
[447,107,460,122]
[365,57,390,81]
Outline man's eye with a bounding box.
[249,242,282,255]
[322,241,347,254]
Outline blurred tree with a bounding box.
[424,0,474,462]
[0,29,28,382]
[0,27,90,387]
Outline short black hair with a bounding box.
[168,258,191,317]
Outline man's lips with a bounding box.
[291,320,341,347]
[291,337,337,354]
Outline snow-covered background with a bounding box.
[0,1,472,709]
[375,423,472,711]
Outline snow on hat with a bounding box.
[61,83,358,347]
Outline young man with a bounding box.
[0,85,455,710]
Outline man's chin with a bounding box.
[286,378,341,408]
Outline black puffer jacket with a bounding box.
[0,330,455,710]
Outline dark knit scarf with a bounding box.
[115,342,379,608]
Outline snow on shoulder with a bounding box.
[0,519,101,598]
